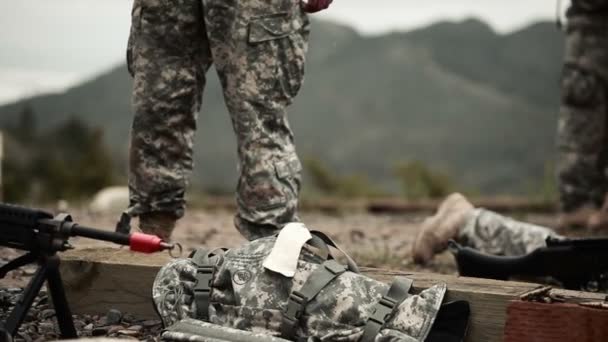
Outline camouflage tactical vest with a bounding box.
[152,230,469,342]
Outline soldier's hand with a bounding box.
[302,0,333,13]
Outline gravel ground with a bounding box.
[0,208,562,340]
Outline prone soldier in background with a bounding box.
[557,0,608,228]
[125,0,332,240]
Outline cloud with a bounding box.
[0,0,558,104]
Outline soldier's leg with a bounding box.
[557,5,608,215]
[203,0,310,240]
[458,209,562,256]
[413,193,562,264]
[127,0,212,239]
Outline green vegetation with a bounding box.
[394,161,454,199]
[303,157,384,198]
[2,106,116,203]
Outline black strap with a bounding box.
[190,248,225,321]
[281,259,347,339]
[425,301,470,342]
[359,277,413,342]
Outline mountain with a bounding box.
[0,19,565,194]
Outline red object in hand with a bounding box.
[302,0,333,13]
[129,232,166,253]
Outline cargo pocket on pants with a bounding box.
[247,13,309,100]
[238,159,301,213]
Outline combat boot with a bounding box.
[139,212,178,241]
[412,193,474,265]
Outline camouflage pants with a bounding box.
[126,0,309,240]
[458,209,562,256]
[557,4,608,212]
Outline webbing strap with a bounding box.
[310,230,360,273]
[360,277,414,342]
[281,259,347,339]
[190,248,225,321]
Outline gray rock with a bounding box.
[39,309,55,320]
[106,309,122,325]
[38,322,55,334]
[127,325,142,332]
[117,329,140,337]
[92,326,110,336]
[141,320,161,328]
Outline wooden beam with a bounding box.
[60,248,604,342]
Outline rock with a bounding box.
[37,295,48,305]
[92,326,110,336]
[122,313,136,323]
[89,187,129,214]
[39,309,55,320]
[24,311,36,322]
[127,325,142,332]
[38,322,55,334]
[84,323,94,331]
[107,325,124,335]
[118,329,140,337]
[106,309,122,325]
[141,320,161,328]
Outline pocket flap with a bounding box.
[248,14,302,43]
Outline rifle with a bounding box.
[449,237,608,291]
[0,202,178,341]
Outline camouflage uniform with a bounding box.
[457,208,562,256]
[127,0,309,239]
[153,236,449,341]
[557,0,608,212]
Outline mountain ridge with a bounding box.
[0,18,564,195]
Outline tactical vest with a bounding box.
[152,230,469,342]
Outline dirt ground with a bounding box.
[53,207,562,273]
[0,206,576,341]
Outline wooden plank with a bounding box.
[60,248,604,342]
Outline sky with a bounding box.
[0,0,560,105]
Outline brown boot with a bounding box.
[412,193,474,265]
[557,204,597,230]
[139,212,178,241]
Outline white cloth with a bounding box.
[263,222,312,277]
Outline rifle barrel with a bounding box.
[71,225,130,246]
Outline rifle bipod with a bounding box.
[0,252,77,342]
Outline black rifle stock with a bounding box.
[0,203,175,341]
[449,237,608,291]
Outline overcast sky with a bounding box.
[0,0,561,104]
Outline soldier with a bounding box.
[556,0,608,227]
[125,0,333,240]
[412,193,562,264]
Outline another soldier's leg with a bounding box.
[127,0,212,239]
[557,7,608,220]
[458,209,562,256]
[203,0,310,240]
[413,193,562,264]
